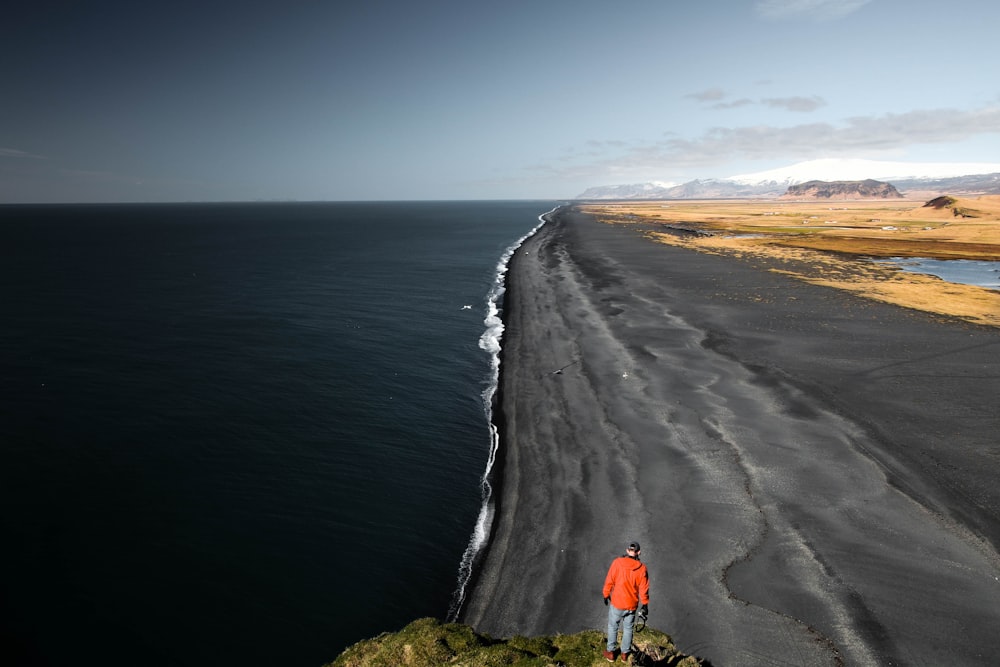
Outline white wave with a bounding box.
[447,204,560,621]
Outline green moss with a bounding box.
[507,634,557,656]
[453,643,544,666]
[550,630,607,663]
[326,618,701,667]
[439,622,488,654]
[330,618,489,667]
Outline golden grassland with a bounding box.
[580,196,1000,327]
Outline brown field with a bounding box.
[580,196,1000,327]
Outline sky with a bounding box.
[2,0,999,202]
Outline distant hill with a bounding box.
[916,195,1000,219]
[782,179,903,200]
[575,159,1000,200]
[892,172,1000,195]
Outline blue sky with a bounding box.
[2,0,998,202]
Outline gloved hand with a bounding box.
[640,604,648,616]
[604,596,610,606]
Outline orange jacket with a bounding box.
[603,555,650,611]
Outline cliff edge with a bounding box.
[327,617,705,666]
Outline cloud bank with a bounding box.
[659,106,1000,164]
[688,89,827,113]
[755,0,873,21]
[761,96,827,112]
[536,105,1000,181]
[0,147,46,160]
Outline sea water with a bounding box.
[0,201,554,667]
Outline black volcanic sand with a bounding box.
[460,207,1000,667]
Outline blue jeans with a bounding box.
[606,604,636,653]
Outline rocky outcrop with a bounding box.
[923,195,981,217]
[782,179,903,199]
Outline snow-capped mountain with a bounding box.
[576,179,782,200]
[576,159,1000,199]
[574,181,679,199]
[727,158,1000,186]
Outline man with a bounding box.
[602,541,650,663]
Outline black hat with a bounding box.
[628,542,640,551]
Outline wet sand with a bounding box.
[460,207,1000,666]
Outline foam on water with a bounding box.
[447,206,558,620]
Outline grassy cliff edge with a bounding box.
[326,617,704,666]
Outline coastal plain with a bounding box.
[580,196,1000,327]
[460,206,1000,667]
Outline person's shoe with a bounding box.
[603,649,616,662]
[619,652,630,663]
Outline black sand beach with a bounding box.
[460,207,1000,666]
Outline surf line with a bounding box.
[446,204,563,621]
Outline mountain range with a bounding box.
[575,159,1000,199]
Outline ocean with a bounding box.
[0,201,553,667]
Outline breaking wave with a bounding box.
[446,205,560,620]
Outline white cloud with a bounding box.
[686,88,727,102]
[529,105,1000,182]
[659,106,1000,163]
[712,98,755,110]
[755,0,873,21]
[691,91,826,112]
[0,147,46,159]
[761,96,827,112]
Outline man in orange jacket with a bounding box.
[602,541,650,662]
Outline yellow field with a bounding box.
[580,196,1000,327]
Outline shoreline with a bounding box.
[460,206,1000,666]
[448,206,559,621]
[451,235,518,622]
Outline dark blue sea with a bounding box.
[0,201,554,667]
